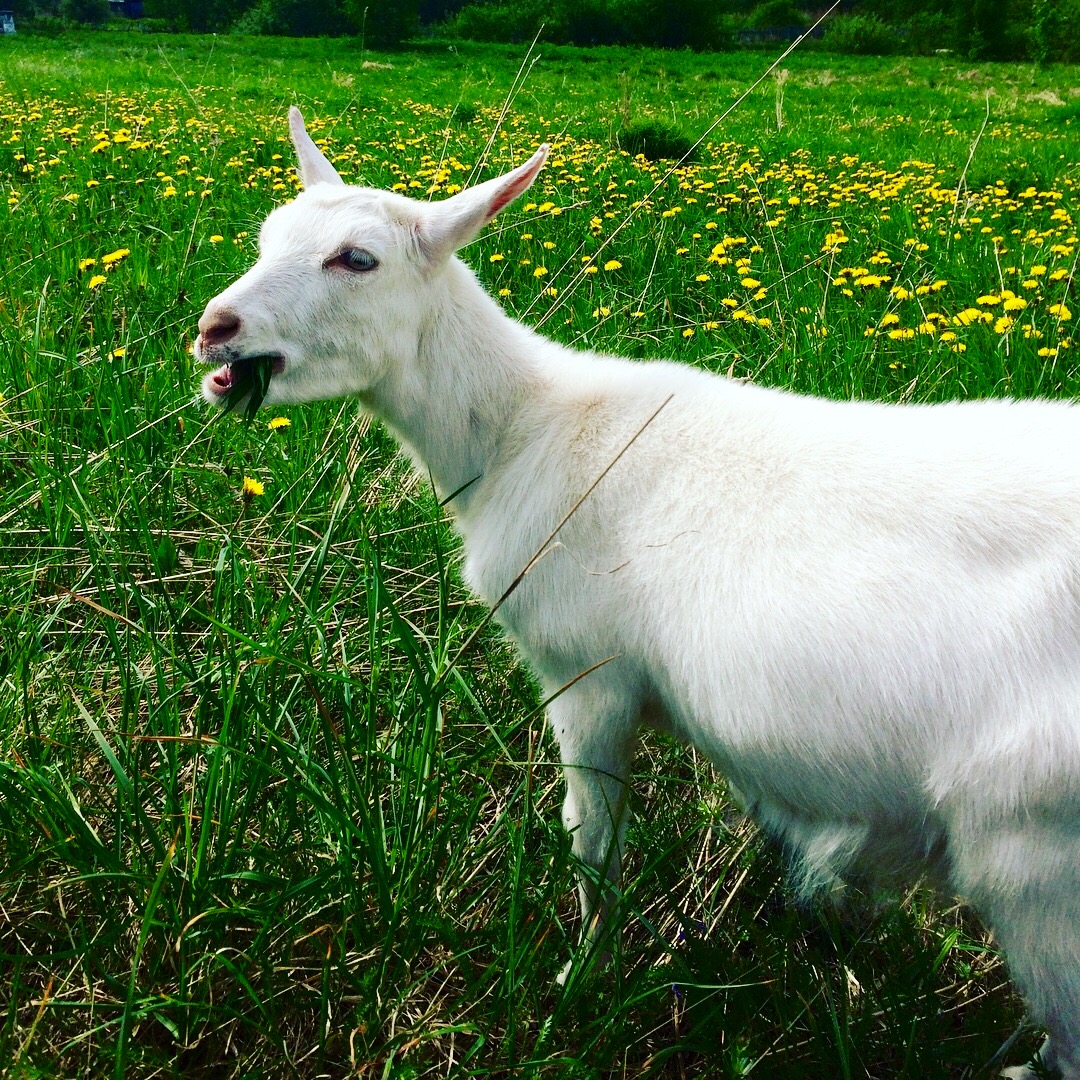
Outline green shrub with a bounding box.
[550,0,625,45]
[446,0,623,46]
[27,13,68,34]
[609,0,733,49]
[232,0,350,36]
[446,0,738,49]
[342,0,419,46]
[136,16,177,31]
[59,0,108,26]
[745,0,805,31]
[899,10,956,56]
[1029,0,1080,62]
[445,0,542,43]
[824,12,899,55]
[450,101,480,125]
[616,118,697,162]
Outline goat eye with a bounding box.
[333,247,378,273]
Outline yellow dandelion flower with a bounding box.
[976,295,1001,306]
[593,306,611,318]
[1049,303,1072,320]
[78,258,96,271]
[87,274,107,289]
[584,265,598,275]
[994,316,1014,334]
[268,416,291,430]
[1003,297,1028,312]
[741,277,760,288]
[533,266,548,278]
[242,476,264,498]
[682,328,695,338]
[108,347,126,359]
[603,259,623,271]
[695,273,711,282]
[1038,347,1058,358]
[210,234,224,244]
[489,253,505,263]
[101,247,130,267]
[879,313,901,328]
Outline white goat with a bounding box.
[196,108,1080,1079]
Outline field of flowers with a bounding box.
[3,30,1080,1079]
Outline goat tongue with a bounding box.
[210,365,235,393]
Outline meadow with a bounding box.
[2,29,1080,1079]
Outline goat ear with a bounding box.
[289,106,346,189]
[419,144,549,263]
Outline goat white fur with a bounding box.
[196,108,1080,1079]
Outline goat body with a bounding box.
[195,108,1080,1079]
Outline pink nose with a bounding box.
[198,307,242,346]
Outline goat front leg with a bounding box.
[548,680,638,986]
[950,818,1080,1080]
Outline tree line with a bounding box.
[14,0,1080,63]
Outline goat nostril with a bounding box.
[199,310,242,346]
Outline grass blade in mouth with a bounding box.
[221,354,276,420]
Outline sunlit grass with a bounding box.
[3,29,1079,1078]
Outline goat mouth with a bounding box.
[204,354,286,408]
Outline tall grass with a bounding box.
[3,30,1078,1077]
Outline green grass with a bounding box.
[3,28,1079,1077]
